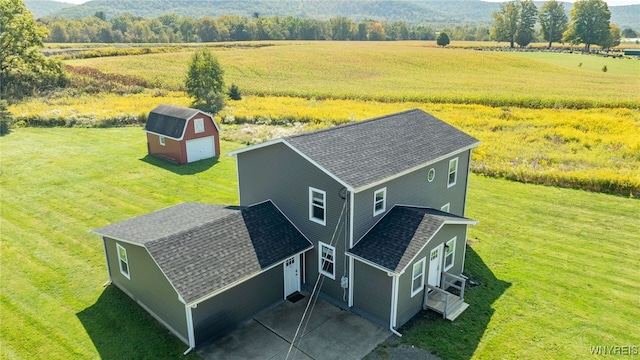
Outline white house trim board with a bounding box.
[187,247,312,307]
[348,256,354,307]
[185,305,196,351]
[389,273,400,330]
[228,138,478,195]
[347,253,397,275]
[101,237,112,281]
[228,139,355,192]
[353,145,479,193]
[349,190,355,249]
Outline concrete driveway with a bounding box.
[197,293,391,360]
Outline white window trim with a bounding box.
[427,168,436,182]
[373,187,387,216]
[447,158,458,188]
[309,187,326,226]
[441,203,450,213]
[444,237,456,272]
[159,136,166,146]
[411,257,426,297]
[116,243,130,279]
[194,118,205,133]
[318,242,336,279]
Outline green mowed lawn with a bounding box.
[2,128,639,359]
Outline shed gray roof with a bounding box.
[347,206,476,274]
[92,201,312,305]
[230,109,480,191]
[144,104,203,139]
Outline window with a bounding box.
[444,237,456,271]
[309,187,326,225]
[448,158,458,188]
[159,136,165,146]
[319,242,335,279]
[411,258,426,297]
[116,243,130,279]
[427,168,435,182]
[373,187,386,216]
[194,118,205,133]
[441,203,450,213]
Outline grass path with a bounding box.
[1,128,639,359]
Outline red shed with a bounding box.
[144,104,220,164]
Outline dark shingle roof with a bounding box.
[145,104,201,139]
[284,109,480,191]
[347,206,476,274]
[92,201,312,305]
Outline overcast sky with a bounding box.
[61,0,640,5]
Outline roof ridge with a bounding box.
[286,108,423,140]
[146,205,242,245]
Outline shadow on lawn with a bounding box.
[77,286,197,359]
[398,245,511,360]
[140,154,219,175]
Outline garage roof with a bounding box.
[92,201,313,305]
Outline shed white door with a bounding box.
[284,256,300,297]
[428,244,443,289]
[186,136,215,163]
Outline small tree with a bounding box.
[0,100,14,136]
[185,49,225,114]
[228,83,242,100]
[436,32,450,47]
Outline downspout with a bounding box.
[183,305,196,355]
[389,274,402,337]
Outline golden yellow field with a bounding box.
[8,42,640,196]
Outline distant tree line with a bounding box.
[491,0,624,51]
[39,12,496,43]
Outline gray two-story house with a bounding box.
[92,108,479,351]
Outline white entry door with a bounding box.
[284,256,300,297]
[428,244,443,289]
[186,136,215,163]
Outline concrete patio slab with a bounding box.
[296,308,391,359]
[197,318,290,360]
[197,294,391,360]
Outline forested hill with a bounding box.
[24,0,74,18]
[40,0,502,26]
[30,0,640,29]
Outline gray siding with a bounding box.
[352,150,472,243]
[236,143,350,305]
[352,260,392,328]
[192,264,283,344]
[104,238,188,343]
[395,224,468,327]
